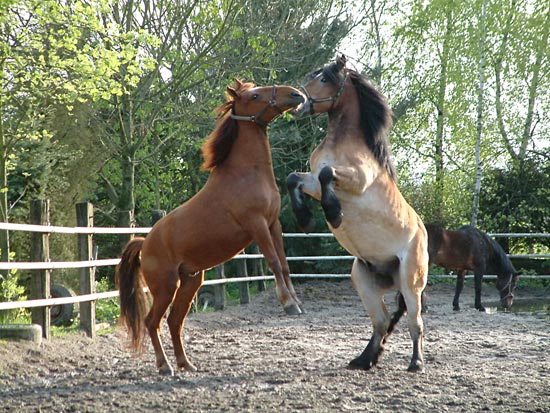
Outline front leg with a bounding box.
[318,166,343,228]
[286,172,320,233]
[453,270,466,311]
[474,269,486,312]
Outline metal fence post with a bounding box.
[30,199,51,339]
[76,202,95,337]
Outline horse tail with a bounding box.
[115,237,149,353]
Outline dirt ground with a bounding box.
[1,279,549,413]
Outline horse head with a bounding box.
[293,54,349,117]
[496,270,520,309]
[227,79,304,127]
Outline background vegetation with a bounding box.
[1,0,549,304]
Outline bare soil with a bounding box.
[1,280,549,413]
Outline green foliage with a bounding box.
[0,252,29,324]
[95,277,120,325]
[479,154,550,255]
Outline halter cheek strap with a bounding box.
[230,85,283,127]
[499,275,515,301]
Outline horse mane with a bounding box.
[314,62,397,180]
[484,232,518,275]
[201,81,255,171]
[459,225,517,276]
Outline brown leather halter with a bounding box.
[230,85,284,127]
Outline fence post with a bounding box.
[76,202,95,338]
[30,199,50,339]
[237,258,250,305]
[151,210,166,225]
[214,265,226,310]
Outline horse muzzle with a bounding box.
[290,100,311,118]
[501,295,514,310]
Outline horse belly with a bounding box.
[142,203,251,275]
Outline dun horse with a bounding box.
[287,55,428,372]
[116,80,305,375]
[425,223,519,311]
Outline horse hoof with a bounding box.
[180,362,197,372]
[477,306,486,312]
[407,360,425,373]
[158,364,174,376]
[283,303,302,316]
[347,357,373,371]
[453,306,460,311]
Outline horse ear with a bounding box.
[226,86,239,100]
[336,54,347,70]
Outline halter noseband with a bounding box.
[230,85,284,127]
[300,70,348,114]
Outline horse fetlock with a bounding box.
[407,359,425,373]
[348,354,377,371]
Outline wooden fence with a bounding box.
[1,200,549,340]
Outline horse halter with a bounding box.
[230,85,284,127]
[499,274,515,302]
[299,70,348,115]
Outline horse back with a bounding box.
[425,224,480,270]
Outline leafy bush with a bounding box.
[0,262,29,323]
[95,277,119,324]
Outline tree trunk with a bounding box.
[471,0,487,227]
[519,5,550,160]
[434,9,453,222]
[0,96,9,266]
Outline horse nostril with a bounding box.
[291,91,305,102]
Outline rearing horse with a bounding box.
[287,55,429,372]
[116,79,305,375]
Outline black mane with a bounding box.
[310,62,396,180]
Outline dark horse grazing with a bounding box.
[116,80,305,375]
[287,56,428,372]
[425,223,519,311]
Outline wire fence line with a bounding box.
[0,222,549,313]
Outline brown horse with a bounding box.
[116,80,305,375]
[287,55,428,372]
[425,223,520,311]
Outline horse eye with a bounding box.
[320,77,327,83]
[251,94,259,100]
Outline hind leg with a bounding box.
[348,259,390,370]
[167,271,204,372]
[145,269,180,376]
[400,238,428,373]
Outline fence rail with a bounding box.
[1,218,550,338]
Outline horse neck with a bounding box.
[223,123,274,173]
[326,87,362,144]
